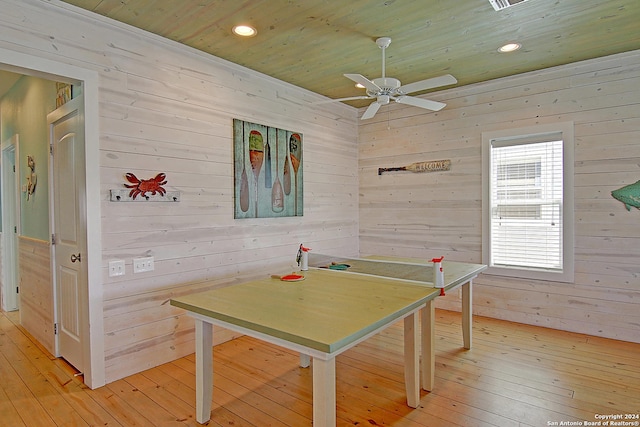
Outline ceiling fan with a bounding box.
[323,37,457,120]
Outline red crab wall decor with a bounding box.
[124,172,167,200]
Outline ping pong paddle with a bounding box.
[319,262,351,270]
[271,273,305,281]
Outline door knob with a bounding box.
[71,253,82,263]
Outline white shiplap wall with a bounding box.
[1,0,359,384]
[359,50,640,343]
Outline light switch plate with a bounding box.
[108,260,125,277]
[133,256,154,273]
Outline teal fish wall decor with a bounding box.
[611,180,640,211]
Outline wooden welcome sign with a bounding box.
[378,159,451,175]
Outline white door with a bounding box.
[1,136,20,311]
[50,96,88,373]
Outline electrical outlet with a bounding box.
[133,256,154,273]
[108,260,125,277]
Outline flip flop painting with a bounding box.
[611,180,640,211]
[233,119,303,218]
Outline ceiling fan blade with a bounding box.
[361,101,381,120]
[398,74,457,94]
[394,95,446,111]
[344,74,381,92]
[314,95,372,105]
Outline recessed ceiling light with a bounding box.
[232,25,257,37]
[498,42,521,53]
[355,83,365,89]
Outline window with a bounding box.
[482,123,574,282]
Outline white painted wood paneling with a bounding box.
[359,50,640,343]
[17,236,54,354]
[0,0,359,384]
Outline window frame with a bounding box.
[481,122,575,283]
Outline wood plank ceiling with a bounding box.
[61,0,640,108]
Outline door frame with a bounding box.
[1,135,20,311]
[0,47,105,388]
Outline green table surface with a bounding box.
[171,268,436,353]
[171,255,486,354]
[309,254,486,289]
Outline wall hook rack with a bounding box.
[110,172,180,202]
[109,189,180,202]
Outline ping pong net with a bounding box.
[308,253,434,285]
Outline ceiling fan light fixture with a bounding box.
[336,37,457,120]
[232,25,257,37]
[498,42,521,53]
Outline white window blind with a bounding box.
[489,136,563,272]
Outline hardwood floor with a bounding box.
[1,308,639,426]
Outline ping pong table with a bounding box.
[170,254,486,426]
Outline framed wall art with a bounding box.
[55,82,72,107]
[233,119,303,218]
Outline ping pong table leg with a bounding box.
[313,357,336,427]
[462,280,473,349]
[195,319,213,424]
[299,353,311,368]
[421,299,435,392]
[404,312,420,407]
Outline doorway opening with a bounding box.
[0,48,104,388]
